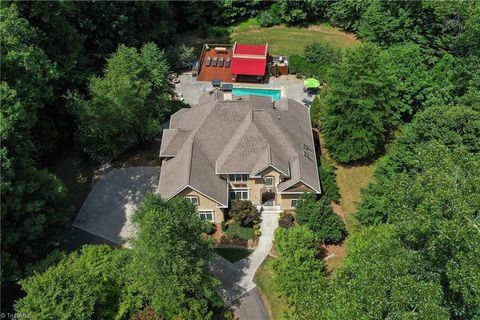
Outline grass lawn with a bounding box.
[231,24,359,56]
[215,247,253,263]
[335,163,377,231]
[176,23,359,57]
[253,257,288,320]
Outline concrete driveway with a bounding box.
[211,209,280,319]
[73,166,160,247]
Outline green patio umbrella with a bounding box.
[304,78,320,89]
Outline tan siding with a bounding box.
[178,187,225,222]
[246,167,282,205]
[279,193,299,210]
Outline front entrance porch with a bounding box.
[261,191,276,206]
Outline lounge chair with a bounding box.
[219,57,224,67]
[212,57,218,67]
[302,98,312,107]
[206,56,211,66]
[226,58,231,67]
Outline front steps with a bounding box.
[256,205,281,213]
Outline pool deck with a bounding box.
[174,74,312,106]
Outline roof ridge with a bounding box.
[187,140,195,185]
[216,111,253,169]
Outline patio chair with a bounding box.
[212,57,218,67]
[226,58,231,67]
[302,98,312,107]
[219,57,224,67]
[206,56,211,66]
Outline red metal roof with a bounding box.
[230,58,267,76]
[234,44,267,56]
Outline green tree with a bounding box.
[319,224,450,319]
[273,225,326,307]
[1,4,72,284]
[358,105,480,226]
[228,199,260,226]
[15,246,143,320]
[353,105,480,318]
[276,0,328,25]
[380,43,430,118]
[319,43,399,163]
[319,155,340,203]
[130,195,221,319]
[295,193,346,244]
[69,43,172,161]
[304,42,342,66]
[327,0,372,32]
[75,1,175,64]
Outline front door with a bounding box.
[262,192,275,206]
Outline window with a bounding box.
[198,211,214,222]
[228,174,248,182]
[264,176,274,187]
[186,196,199,206]
[230,189,249,200]
[291,199,304,208]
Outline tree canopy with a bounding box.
[15,246,143,320]
[319,43,399,163]
[1,4,73,283]
[69,43,172,161]
[295,193,346,244]
[130,195,221,319]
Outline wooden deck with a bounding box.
[197,47,233,83]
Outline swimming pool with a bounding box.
[232,87,281,101]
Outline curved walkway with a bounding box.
[211,210,280,319]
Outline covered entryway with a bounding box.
[261,191,276,206]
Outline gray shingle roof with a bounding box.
[158,94,320,205]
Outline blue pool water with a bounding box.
[232,87,281,101]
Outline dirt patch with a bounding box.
[112,135,162,168]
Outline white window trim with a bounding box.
[198,209,215,222]
[228,174,249,183]
[229,188,250,200]
[186,196,199,206]
[264,176,275,187]
[291,199,303,208]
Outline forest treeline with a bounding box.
[1,0,480,319]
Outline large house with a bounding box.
[158,94,321,223]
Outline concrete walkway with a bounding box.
[73,166,160,247]
[211,209,280,319]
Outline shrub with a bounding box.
[206,26,230,38]
[288,54,331,81]
[288,54,308,75]
[220,220,226,232]
[304,43,342,66]
[228,199,260,227]
[224,309,234,320]
[296,193,347,244]
[319,155,340,203]
[257,10,280,27]
[166,44,196,70]
[279,211,295,228]
[202,222,216,235]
